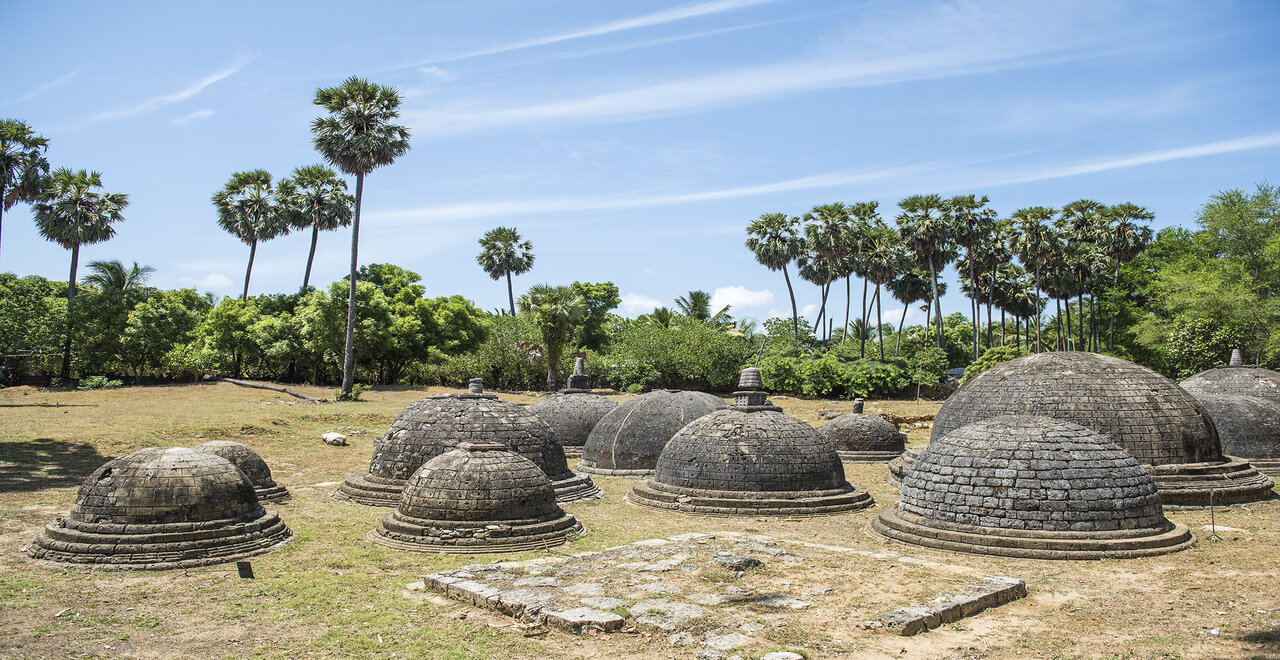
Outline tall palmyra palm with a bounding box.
[213,169,288,301]
[1,119,50,265]
[277,164,354,291]
[32,168,128,380]
[886,269,944,356]
[312,76,411,398]
[802,202,851,341]
[518,283,585,390]
[861,226,910,360]
[476,226,535,316]
[1010,206,1057,352]
[1103,202,1154,347]
[947,194,998,360]
[896,194,953,348]
[745,212,805,338]
[82,259,154,292]
[846,202,879,354]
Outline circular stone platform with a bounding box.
[820,413,906,463]
[370,442,583,554]
[26,447,293,570]
[1169,394,1280,479]
[922,351,1273,507]
[627,368,873,516]
[337,385,601,507]
[1180,365,1280,406]
[529,393,617,459]
[195,440,290,503]
[579,389,728,477]
[871,416,1194,559]
[886,447,922,488]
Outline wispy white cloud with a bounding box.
[178,273,233,291]
[620,292,665,315]
[2,71,77,105]
[418,66,455,81]
[411,0,777,65]
[171,109,215,126]
[711,286,773,311]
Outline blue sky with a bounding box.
[4,0,1279,328]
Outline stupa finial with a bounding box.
[1230,348,1244,367]
[468,378,484,394]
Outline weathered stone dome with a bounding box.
[195,440,290,503]
[820,413,906,463]
[26,447,292,570]
[579,389,728,476]
[1190,394,1280,477]
[872,416,1193,559]
[528,393,617,458]
[370,442,582,554]
[925,351,1273,507]
[1181,365,1280,406]
[337,384,601,506]
[628,368,873,516]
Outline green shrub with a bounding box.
[334,383,370,401]
[593,319,752,392]
[960,345,1027,385]
[77,375,124,390]
[756,354,907,399]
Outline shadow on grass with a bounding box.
[0,438,111,493]
[1237,629,1280,656]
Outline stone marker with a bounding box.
[873,576,1027,636]
[321,432,348,446]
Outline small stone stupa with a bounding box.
[337,378,601,506]
[528,357,618,459]
[579,389,728,477]
[26,448,293,570]
[819,413,907,463]
[627,367,874,516]
[370,442,583,554]
[1179,353,1280,477]
[873,416,1194,559]
[195,440,290,503]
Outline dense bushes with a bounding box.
[959,345,1026,384]
[589,318,753,392]
[756,353,908,398]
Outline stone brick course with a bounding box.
[529,392,617,459]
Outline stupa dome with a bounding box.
[1189,394,1280,477]
[627,368,873,516]
[195,440,290,502]
[923,351,1273,507]
[370,442,582,553]
[873,416,1193,559]
[1180,365,1280,406]
[529,395,617,459]
[337,380,600,506]
[26,447,292,569]
[579,389,728,476]
[820,414,906,463]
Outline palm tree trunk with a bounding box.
[1000,309,1006,345]
[842,275,851,344]
[60,244,80,381]
[815,282,830,340]
[875,283,885,361]
[783,264,799,339]
[506,270,516,316]
[927,254,942,348]
[969,259,979,360]
[1062,299,1072,350]
[1109,264,1120,348]
[340,173,364,397]
[895,303,909,356]
[242,238,257,301]
[0,181,6,266]
[859,278,868,357]
[302,225,319,291]
[1033,264,1042,353]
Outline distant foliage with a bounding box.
[77,375,123,390]
[756,354,907,399]
[960,345,1026,385]
[590,318,753,392]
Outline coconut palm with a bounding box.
[1,120,50,265]
[81,259,154,292]
[896,194,954,348]
[640,306,678,329]
[311,76,412,398]
[675,290,731,325]
[745,212,805,338]
[518,284,585,390]
[1010,206,1058,352]
[213,170,288,301]
[277,164,354,292]
[476,226,535,315]
[801,203,851,341]
[32,168,128,380]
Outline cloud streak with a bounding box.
[171,109,215,125]
[2,71,77,105]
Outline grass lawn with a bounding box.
[2,382,1279,659]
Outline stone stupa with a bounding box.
[528,357,618,459]
[195,440,290,503]
[873,416,1194,559]
[1180,351,1280,477]
[26,447,293,570]
[820,413,907,463]
[337,378,601,506]
[627,367,874,516]
[370,442,583,554]
[579,389,728,477]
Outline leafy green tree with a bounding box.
[120,289,209,383]
[518,284,585,390]
[886,269,945,355]
[311,76,411,400]
[910,345,948,400]
[896,194,954,348]
[476,226,535,316]
[674,290,730,325]
[570,281,620,351]
[81,259,154,292]
[0,119,50,265]
[33,168,128,380]
[358,263,426,304]
[0,274,65,380]
[746,212,805,338]
[277,164,354,291]
[1102,203,1153,347]
[201,298,262,377]
[213,169,288,301]
[298,279,395,384]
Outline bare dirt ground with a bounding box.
[2,382,1278,659]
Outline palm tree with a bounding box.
[896,194,954,348]
[311,76,412,398]
[32,168,128,380]
[745,212,805,338]
[1,120,50,265]
[886,269,944,356]
[213,170,288,301]
[277,164,354,291]
[801,203,851,341]
[861,224,909,360]
[81,259,154,291]
[518,284,585,390]
[947,194,998,360]
[476,226,535,315]
[1103,202,1154,347]
[1010,206,1058,352]
[639,306,678,329]
[674,290,731,324]
[846,202,879,354]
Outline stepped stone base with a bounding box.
[627,481,874,517]
[26,510,293,570]
[255,483,291,503]
[549,472,604,503]
[871,508,1194,560]
[338,471,602,506]
[886,447,923,488]
[1246,458,1280,479]
[1148,457,1275,508]
[575,460,654,478]
[370,511,583,554]
[562,446,584,459]
[839,449,904,464]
